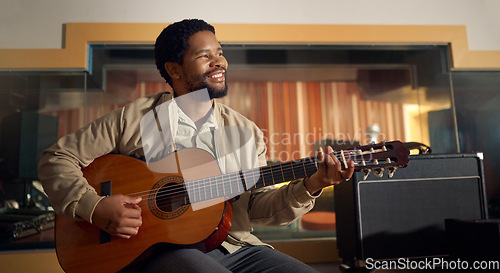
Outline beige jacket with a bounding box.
[38,92,318,250]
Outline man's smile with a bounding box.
[207,70,226,83]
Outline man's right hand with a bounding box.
[92,194,143,239]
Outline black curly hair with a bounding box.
[154,19,215,86]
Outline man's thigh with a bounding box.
[138,248,231,273]
[212,246,318,273]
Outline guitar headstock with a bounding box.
[344,140,410,180]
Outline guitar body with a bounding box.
[55,149,232,273]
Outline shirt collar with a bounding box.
[174,100,218,131]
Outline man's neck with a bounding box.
[174,89,214,130]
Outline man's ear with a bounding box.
[165,62,182,80]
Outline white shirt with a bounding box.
[175,105,218,158]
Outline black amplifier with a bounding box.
[335,153,488,268]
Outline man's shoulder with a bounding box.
[216,102,257,127]
[126,92,171,110]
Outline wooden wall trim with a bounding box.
[1,23,499,70]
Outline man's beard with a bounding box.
[186,70,228,99]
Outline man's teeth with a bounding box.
[211,73,223,78]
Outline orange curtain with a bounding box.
[45,80,405,161]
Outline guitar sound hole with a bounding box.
[155,183,189,213]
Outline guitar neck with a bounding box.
[184,141,410,205]
[250,156,319,189]
[185,154,331,204]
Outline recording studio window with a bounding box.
[0,71,89,250]
[0,44,460,247]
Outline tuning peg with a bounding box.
[363,169,371,180]
[375,168,384,177]
[388,167,397,178]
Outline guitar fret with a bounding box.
[269,165,274,184]
[236,173,240,193]
[261,168,266,187]
[280,164,285,182]
[240,169,252,192]
[248,169,254,190]
[228,174,233,195]
[222,175,227,196]
[206,179,210,199]
[203,179,207,201]
[233,172,240,195]
[241,169,249,191]
[217,176,223,198]
[264,165,274,186]
[276,163,283,183]
[281,161,295,182]
[192,181,198,203]
[241,169,249,190]
[200,180,204,201]
[272,164,284,184]
[292,160,306,180]
[304,157,319,177]
[190,181,196,203]
[340,150,347,169]
[249,168,259,190]
[197,180,202,202]
[215,176,220,197]
[199,180,203,202]
[254,168,265,189]
[210,177,215,199]
[236,171,242,193]
[237,172,242,193]
[254,169,260,188]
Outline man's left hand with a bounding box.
[304,146,355,195]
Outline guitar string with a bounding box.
[123,148,383,205]
[133,157,319,208]
[117,149,363,200]
[128,154,388,207]
[126,155,321,203]
[137,161,396,209]
[123,149,385,205]
[148,158,395,206]
[108,149,362,200]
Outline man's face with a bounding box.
[180,31,228,99]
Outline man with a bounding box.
[39,19,354,272]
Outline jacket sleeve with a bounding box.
[247,128,322,226]
[38,107,124,223]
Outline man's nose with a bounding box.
[211,56,227,69]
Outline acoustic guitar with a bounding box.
[55,141,409,272]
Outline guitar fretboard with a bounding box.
[185,156,320,204]
[183,141,409,205]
